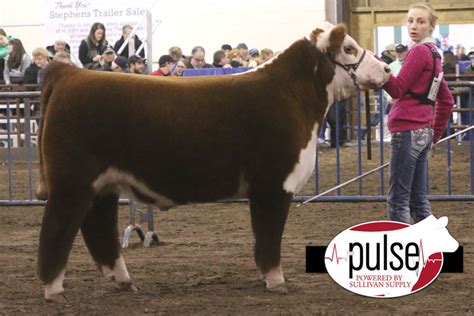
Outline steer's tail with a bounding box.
[36,62,68,200]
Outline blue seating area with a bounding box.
[183,67,252,77]
[459,60,471,73]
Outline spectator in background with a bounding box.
[87,45,115,71]
[150,55,174,76]
[465,50,474,75]
[0,29,9,59]
[389,44,408,75]
[221,44,232,58]
[169,46,184,62]
[128,55,146,74]
[260,48,274,62]
[3,38,31,84]
[236,43,249,65]
[53,52,74,65]
[383,44,409,118]
[459,50,474,131]
[455,44,470,61]
[46,35,70,60]
[326,99,348,148]
[114,24,145,59]
[172,59,186,76]
[212,50,230,68]
[79,22,108,68]
[227,49,243,68]
[46,34,82,68]
[442,51,457,76]
[247,48,260,68]
[380,44,397,64]
[24,48,49,85]
[111,56,128,73]
[438,33,453,53]
[0,28,12,83]
[184,46,212,69]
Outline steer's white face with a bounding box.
[313,22,390,103]
[335,35,389,89]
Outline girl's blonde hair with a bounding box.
[409,2,438,29]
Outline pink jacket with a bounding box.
[383,42,454,142]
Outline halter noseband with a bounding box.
[328,49,367,86]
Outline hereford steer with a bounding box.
[37,23,390,301]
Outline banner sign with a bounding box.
[44,0,153,63]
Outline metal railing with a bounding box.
[1,84,473,206]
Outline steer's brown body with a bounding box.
[37,24,389,301]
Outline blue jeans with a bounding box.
[387,127,432,223]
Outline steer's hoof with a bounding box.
[117,282,138,292]
[45,292,69,303]
[266,283,288,294]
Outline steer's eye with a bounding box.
[344,46,355,55]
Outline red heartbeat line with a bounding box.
[325,239,443,267]
[324,243,348,264]
[419,239,443,268]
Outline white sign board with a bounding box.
[44,0,153,62]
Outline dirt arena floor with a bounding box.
[0,143,472,315]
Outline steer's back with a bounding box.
[40,63,303,203]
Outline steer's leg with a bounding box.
[249,188,292,293]
[38,189,93,302]
[80,193,137,292]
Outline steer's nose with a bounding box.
[384,65,391,73]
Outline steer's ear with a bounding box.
[328,24,347,56]
[310,28,325,46]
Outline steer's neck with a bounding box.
[263,39,330,129]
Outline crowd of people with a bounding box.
[0,23,276,86]
[2,20,473,88]
[380,38,474,75]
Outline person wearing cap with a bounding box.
[111,56,128,73]
[79,22,108,68]
[88,45,115,71]
[46,35,71,60]
[149,55,174,76]
[46,34,83,68]
[128,55,146,74]
[184,46,212,69]
[247,48,260,68]
[221,44,232,57]
[388,44,408,76]
[212,50,230,68]
[380,43,397,64]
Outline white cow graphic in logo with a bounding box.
[325,216,459,298]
